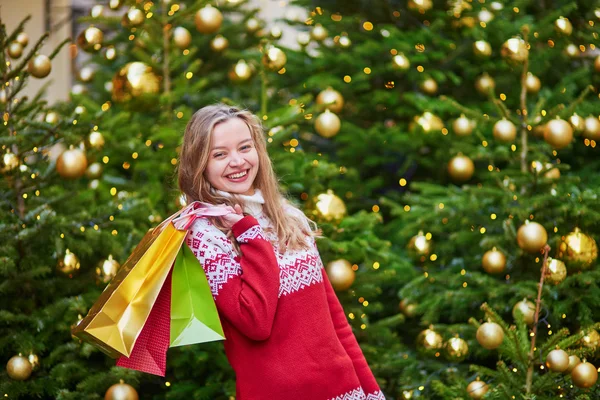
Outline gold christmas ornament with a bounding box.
[325,259,355,291]
[195,5,223,34]
[316,87,344,113]
[408,0,433,13]
[27,353,39,370]
[77,26,103,53]
[452,114,475,136]
[557,228,598,271]
[532,161,560,180]
[78,66,95,82]
[407,231,433,260]
[554,16,573,36]
[122,8,145,28]
[493,118,517,142]
[310,190,347,222]
[2,152,19,172]
[57,249,81,275]
[476,322,504,349]
[112,62,160,102]
[105,383,139,400]
[338,35,351,48]
[414,112,444,132]
[571,362,598,388]
[400,390,414,400]
[210,35,229,52]
[90,5,104,18]
[473,40,492,57]
[420,78,438,95]
[569,113,585,133]
[445,337,469,362]
[229,60,253,82]
[595,55,600,73]
[71,84,87,96]
[583,116,600,140]
[57,148,88,179]
[96,255,120,283]
[7,42,23,59]
[311,24,328,41]
[16,32,29,47]
[28,54,52,78]
[482,248,506,274]
[475,73,495,95]
[478,9,494,23]
[392,53,410,70]
[581,329,600,350]
[89,131,105,149]
[546,349,570,372]
[564,44,580,57]
[270,26,283,40]
[262,46,287,71]
[544,257,567,285]
[104,46,117,61]
[544,118,573,149]
[448,154,475,183]
[567,355,582,373]
[466,380,489,399]
[296,32,311,46]
[512,299,536,325]
[399,299,417,317]
[416,328,443,355]
[525,72,541,94]
[246,18,261,33]
[315,110,341,138]
[517,221,548,253]
[173,27,192,49]
[109,0,123,9]
[501,37,529,63]
[6,355,32,381]
[86,162,103,179]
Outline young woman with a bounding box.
[178,104,384,400]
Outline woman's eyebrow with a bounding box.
[212,138,253,150]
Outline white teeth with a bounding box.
[228,170,247,179]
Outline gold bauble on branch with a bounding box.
[229,60,253,82]
[195,5,223,34]
[6,355,32,381]
[420,78,438,95]
[399,299,417,317]
[466,379,488,399]
[316,87,344,113]
[27,353,39,370]
[557,228,598,271]
[392,53,410,70]
[77,26,103,53]
[567,355,582,373]
[525,72,541,94]
[104,46,117,61]
[57,148,88,179]
[546,349,570,372]
[583,116,600,140]
[109,0,123,9]
[7,41,23,58]
[122,8,145,28]
[517,221,548,253]
[595,55,600,73]
[210,35,229,52]
[416,328,443,356]
[569,113,585,133]
[493,118,517,142]
[325,259,355,291]
[445,337,469,362]
[408,0,433,13]
[476,322,504,349]
[564,44,580,57]
[90,5,104,18]
[581,329,600,350]
[475,73,495,95]
[311,24,328,41]
[544,118,573,149]
[89,131,105,149]
[270,26,283,40]
[296,32,311,46]
[173,27,192,49]
[473,40,492,57]
[531,161,560,180]
[57,249,81,275]
[414,111,444,132]
[112,62,160,102]
[501,37,528,63]
[246,18,261,33]
[86,162,103,179]
[105,382,139,400]
[452,114,475,136]
[448,154,475,183]
[315,109,341,138]
[544,257,567,285]
[337,35,351,48]
[512,298,536,325]
[28,54,52,78]
[478,9,494,23]
[262,46,287,71]
[2,152,19,172]
[310,190,347,222]
[571,362,598,388]
[78,66,95,82]
[96,255,120,284]
[407,231,433,260]
[16,32,29,47]
[554,16,573,36]
[482,248,506,274]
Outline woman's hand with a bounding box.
[220,204,244,229]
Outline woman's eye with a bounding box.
[240,145,251,151]
[213,153,225,158]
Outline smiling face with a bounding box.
[204,117,259,196]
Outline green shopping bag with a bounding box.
[170,244,225,347]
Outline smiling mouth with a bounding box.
[226,170,248,179]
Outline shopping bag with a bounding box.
[170,244,225,347]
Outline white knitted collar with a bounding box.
[214,188,265,216]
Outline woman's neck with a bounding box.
[214,188,265,216]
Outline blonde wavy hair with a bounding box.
[178,103,314,251]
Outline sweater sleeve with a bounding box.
[321,268,384,399]
[186,215,280,341]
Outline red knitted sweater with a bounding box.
[185,191,383,400]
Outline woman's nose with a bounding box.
[229,152,243,166]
